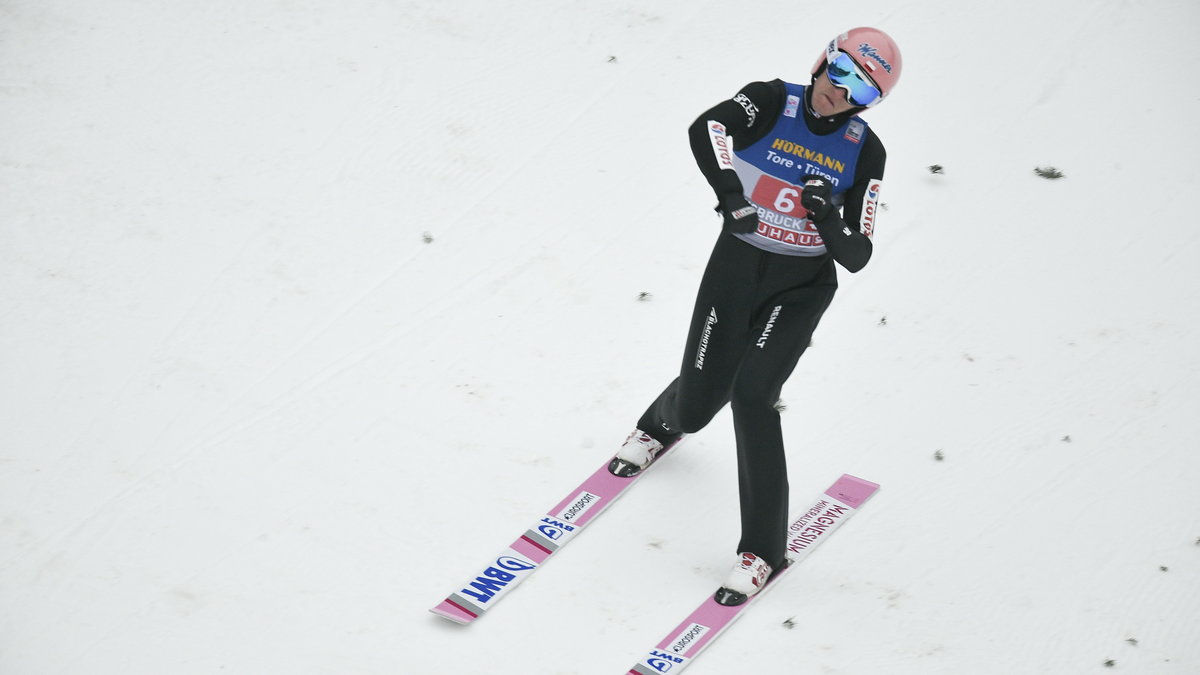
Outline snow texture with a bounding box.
[2,1,1199,673]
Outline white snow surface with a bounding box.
[3,1,1199,673]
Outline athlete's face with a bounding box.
[810,68,858,117]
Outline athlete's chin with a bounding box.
[812,94,837,117]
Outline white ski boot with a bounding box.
[608,430,665,477]
[715,552,773,606]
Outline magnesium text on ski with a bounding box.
[786,501,850,553]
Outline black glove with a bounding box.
[715,194,759,234]
[800,176,836,222]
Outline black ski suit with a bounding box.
[636,79,887,570]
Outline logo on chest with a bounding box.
[747,174,825,249]
[768,138,847,174]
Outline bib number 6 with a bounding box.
[773,187,801,213]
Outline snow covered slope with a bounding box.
[2,1,1198,673]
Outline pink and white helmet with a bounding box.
[812,27,903,108]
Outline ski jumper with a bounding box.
[636,80,886,570]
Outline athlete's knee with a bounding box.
[671,406,719,434]
[729,381,782,417]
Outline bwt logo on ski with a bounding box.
[458,555,536,604]
[645,650,684,672]
[536,517,576,540]
[668,622,710,654]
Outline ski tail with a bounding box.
[628,474,879,673]
[429,437,685,623]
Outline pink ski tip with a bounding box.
[430,599,476,624]
[826,474,880,508]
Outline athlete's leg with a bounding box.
[728,284,836,569]
[638,233,761,442]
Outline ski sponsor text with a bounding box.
[668,622,710,655]
[457,552,537,604]
[558,491,600,523]
[642,650,685,673]
[787,501,850,555]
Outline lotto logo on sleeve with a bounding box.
[861,180,882,237]
[707,121,734,170]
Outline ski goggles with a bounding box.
[826,50,882,107]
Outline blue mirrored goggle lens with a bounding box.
[826,51,881,107]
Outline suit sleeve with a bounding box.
[809,130,886,273]
[686,80,783,201]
